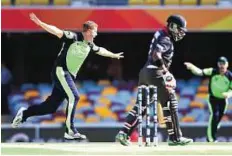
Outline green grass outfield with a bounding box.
[1,142,232,155]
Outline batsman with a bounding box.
[116,15,193,146]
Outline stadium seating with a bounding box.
[8,78,232,124]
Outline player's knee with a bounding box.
[51,107,58,113]
[209,111,216,115]
[73,94,80,103]
[170,102,178,111]
[219,112,224,118]
[43,96,61,113]
[212,113,217,118]
[168,92,178,111]
[133,105,138,112]
[47,106,58,114]
[48,95,63,104]
[209,113,217,121]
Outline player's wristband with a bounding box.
[201,70,205,76]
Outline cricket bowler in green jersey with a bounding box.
[12,13,124,140]
[185,56,232,142]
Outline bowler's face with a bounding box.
[90,27,98,38]
[218,62,228,72]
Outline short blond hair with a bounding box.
[82,21,98,32]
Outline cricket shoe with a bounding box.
[168,137,193,146]
[11,107,27,128]
[115,131,131,146]
[207,138,218,143]
[64,131,87,140]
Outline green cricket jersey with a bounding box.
[54,31,100,77]
[203,68,232,99]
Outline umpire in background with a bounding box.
[185,56,232,142]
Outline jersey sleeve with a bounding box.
[203,68,214,76]
[229,72,232,89]
[230,81,232,89]
[88,42,100,53]
[61,31,77,42]
[152,37,171,53]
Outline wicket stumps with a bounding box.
[138,85,158,147]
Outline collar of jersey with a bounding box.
[82,40,89,44]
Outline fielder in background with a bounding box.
[12,13,124,141]
[116,15,193,146]
[185,57,232,142]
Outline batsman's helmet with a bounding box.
[167,15,187,41]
